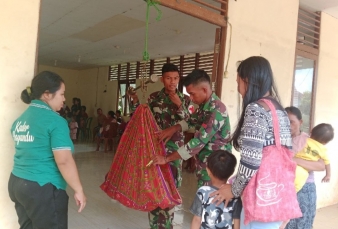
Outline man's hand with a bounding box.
[169,92,182,108]
[152,155,167,165]
[209,184,234,206]
[157,125,180,144]
[130,94,139,104]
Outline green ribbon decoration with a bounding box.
[143,0,162,61]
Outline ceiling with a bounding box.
[38,0,338,70]
[38,0,219,69]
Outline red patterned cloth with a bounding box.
[100,104,182,211]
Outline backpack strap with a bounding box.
[259,98,281,148]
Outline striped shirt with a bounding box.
[231,99,292,197]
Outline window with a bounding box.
[117,82,136,115]
[108,51,215,114]
[292,56,315,133]
[291,8,320,133]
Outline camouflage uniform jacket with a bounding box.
[177,93,231,185]
[130,88,191,187]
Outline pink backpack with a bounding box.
[242,99,302,224]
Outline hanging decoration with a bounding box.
[138,0,162,99]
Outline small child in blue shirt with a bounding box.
[190,150,242,229]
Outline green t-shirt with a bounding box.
[11,100,74,190]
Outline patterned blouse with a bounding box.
[231,99,292,197]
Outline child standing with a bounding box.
[69,116,78,143]
[190,150,242,229]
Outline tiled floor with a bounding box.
[68,143,338,229]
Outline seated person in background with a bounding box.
[190,150,241,229]
[65,109,72,124]
[69,115,78,144]
[58,102,70,118]
[79,106,88,132]
[118,112,133,136]
[79,117,86,132]
[96,111,118,152]
[80,106,88,120]
[93,108,106,141]
[116,110,123,124]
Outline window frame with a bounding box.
[291,46,319,132]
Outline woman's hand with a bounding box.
[74,190,86,213]
[293,158,325,171]
[322,175,330,183]
[210,184,234,206]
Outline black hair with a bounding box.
[21,71,64,104]
[108,110,116,118]
[81,106,86,111]
[232,56,280,150]
[67,110,72,118]
[207,150,237,182]
[72,97,77,103]
[183,69,211,87]
[77,98,82,107]
[285,106,302,120]
[97,108,102,112]
[311,123,334,144]
[116,110,122,115]
[162,63,179,75]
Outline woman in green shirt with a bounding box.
[8,71,86,229]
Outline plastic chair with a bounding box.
[104,122,119,152]
[80,117,92,141]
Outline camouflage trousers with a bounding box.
[148,159,182,229]
[196,163,211,188]
[148,207,175,229]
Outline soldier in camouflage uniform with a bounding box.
[129,63,191,229]
[153,69,232,188]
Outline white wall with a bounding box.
[222,1,338,208]
[0,0,41,228]
[78,67,118,119]
[37,66,118,126]
[313,12,338,208]
[223,0,299,129]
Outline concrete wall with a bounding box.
[37,65,118,126]
[223,0,299,128]
[0,0,41,228]
[312,12,338,208]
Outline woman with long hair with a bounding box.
[212,56,295,228]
